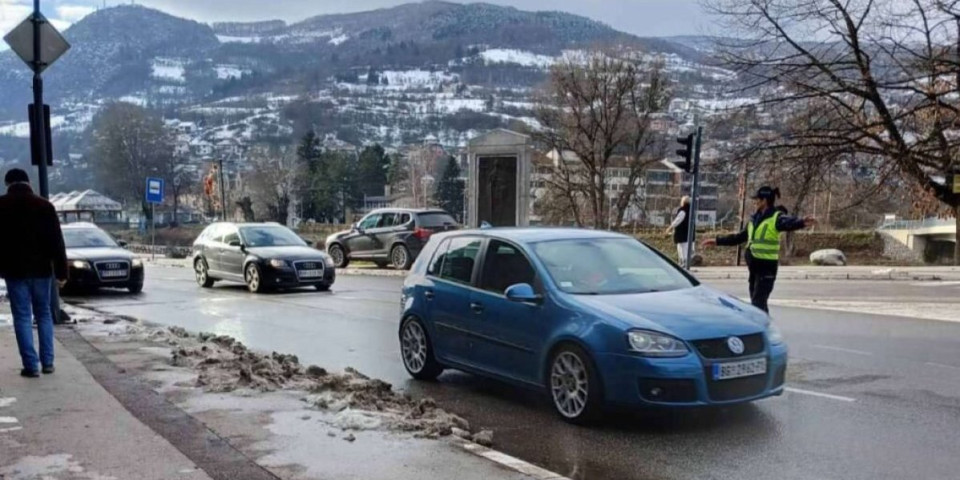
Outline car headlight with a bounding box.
[767,324,784,345]
[627,330,689,357]
[131,259,143,268]
[71,260,90,269]
[269,259,287,268]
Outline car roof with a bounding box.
[432,227,628,244]
[370,208,450,215]
[205,222,287,228]
[61,222,101,230]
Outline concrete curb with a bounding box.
[134,257,959,282]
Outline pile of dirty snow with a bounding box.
[93,321,494,445]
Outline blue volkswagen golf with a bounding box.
[399,228,787,423]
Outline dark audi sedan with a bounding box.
[63,223,144,294]
[193,222,335,293]
[325,208,458,270]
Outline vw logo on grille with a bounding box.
[727,336,745,355]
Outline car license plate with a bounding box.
[299,269,323,278]
[712,358,767,380]
[101,270,128,278]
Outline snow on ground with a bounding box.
[0,115,66,138]
[215,65,247,80]
[428,98,486,114]
[151,59,186,83]
[117,95,148,107]
[381,70,458,88]
[692,97,758,111]
[479,49,555,68]
[328,34,348,46]
[217,35,262,44]
[158,85,188,95]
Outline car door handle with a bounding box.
[424,290,435,300]
[470,302,484,314]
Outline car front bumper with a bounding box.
[66,266,145,289]
[595,343,788,408]
[260,263,336,288]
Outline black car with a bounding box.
[192,222,335,293]
[324,208,458,270]
[63,223,144,294]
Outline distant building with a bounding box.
[530,149,649,224]
[642,159,721,227]
[51,190,124,224]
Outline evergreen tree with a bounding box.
[357,144,389,197]
[434,157,465,220]
[387,154,409,195]
[295,132,323,220]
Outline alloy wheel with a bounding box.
[246,265,261,292]
[401,320,428,373]
[330,246,345,268]
[392,246,409,269]
[551,351,589,419]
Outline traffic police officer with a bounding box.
[702,186,816,313]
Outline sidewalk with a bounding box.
[690,265,960,281]
[0,308,214,480]
[1,302,547,480]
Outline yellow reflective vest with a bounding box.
[747,211,781,261]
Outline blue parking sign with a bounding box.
[146,177,164,204]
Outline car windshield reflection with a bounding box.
[239,226,306,247]
[63,228,119,249]
[531,238,695,295]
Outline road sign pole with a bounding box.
[151,202,156,261]
[32,1,49,198]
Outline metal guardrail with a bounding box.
[877,218,954,231]
[128,244,192,258]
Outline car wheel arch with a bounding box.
[541,338,604,392]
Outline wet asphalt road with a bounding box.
[66,268,960,480]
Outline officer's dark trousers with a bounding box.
[747,259,778,314]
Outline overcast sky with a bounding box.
[2,0,711,43]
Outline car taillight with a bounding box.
[413,227,432,240]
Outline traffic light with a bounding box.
[675,133,694,173]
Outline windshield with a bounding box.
[63,228,119,249]
[239,226,306,247]
[531,238,695,295]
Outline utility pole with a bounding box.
[736,161,748,266]
[32,0,48,198]
[218,157,226,221]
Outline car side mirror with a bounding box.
[228,240,244,249]
[303,238,314,247]
[118,240,128,248]
[505,283,542,304]
[355,224,365,234]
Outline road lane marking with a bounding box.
[0,417,18,423]
[459,439,572,480]
[771,300,960,323]
[0,397,15,408]
[785,387,857,403]
[0,426,22,433]
[925,362,960,371]
[811,344,873,356]
[909,281,960,287]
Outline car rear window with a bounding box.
[417,212,457,228]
